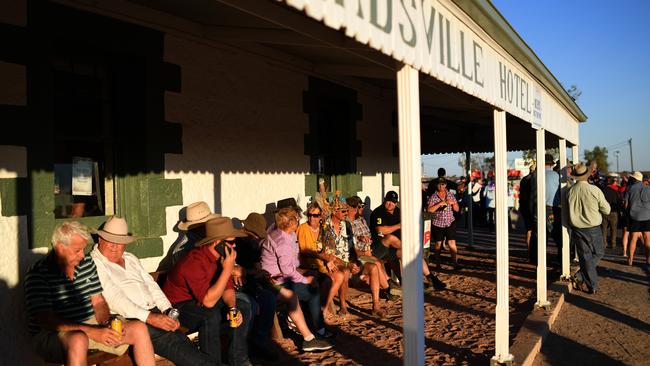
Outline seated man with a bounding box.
[163,217,253,366]
[370,191,446,290]
[24,221,155,366]
[91,216,215,366]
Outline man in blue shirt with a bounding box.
[530,154,562,267]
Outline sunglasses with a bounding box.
[338,210,348,213]
[220,239,237,245]
[307,213,321,218]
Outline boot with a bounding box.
[428,273,447,290]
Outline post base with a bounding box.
[535,300,551,311]
[490,354,514,366]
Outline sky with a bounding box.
[422,0,650,177]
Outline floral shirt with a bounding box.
[323,218,352,263]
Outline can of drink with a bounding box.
[167,308,180,321]
[229,307,240,328]
[110,317,123,335]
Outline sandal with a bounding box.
[371,308,386,319]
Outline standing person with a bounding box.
[454,181,470,228]
[427,178,461,270]
[531,154,562,268]
[519,163,535,263]
[625,171,650,267]
[566,163,611,294]
[370,191,446,290]
[483,176,496,233]
[162,217,253,366]
[91,216,215,366]
[346,196,392,318]
[24,221,156,366]
[260,208,334,351]
[600,175,623,249]
[471,178,484,227]
[296,202,341,318]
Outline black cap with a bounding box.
[384,191,398,203]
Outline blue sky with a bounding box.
[423,0,650,176]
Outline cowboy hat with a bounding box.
[242,212,267,239]
[96,216,138,244]
[178,201,221,230]
[631,171,644,182]
[195,217,247,247]
[571,162,590,181]
[275,197,303,214]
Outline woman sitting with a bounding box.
[345,196,392,318]
[297,202,347,319]
[259,208,333,351]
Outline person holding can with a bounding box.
[163,217,254,366]
[24,221,156,366]
[91,216,216,366]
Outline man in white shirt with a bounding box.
[91,216,215,366]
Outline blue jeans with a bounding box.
[243,287,277,346]
[572,226,605,291]
[175,295,252,366]
[147,324,216,366]
[282,282,323,331]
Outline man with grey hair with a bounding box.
[24,221,156,366]
[566,163,611,294]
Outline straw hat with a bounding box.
[96,216,138,244]
[571,162,590,181]
[178,201,221,230]
[631,171,644,182]
[242,212,267,239]
[195,217,247,247]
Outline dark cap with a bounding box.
[384,191,399,203]
[275,198,302,214]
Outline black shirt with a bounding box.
[369,204,401,240]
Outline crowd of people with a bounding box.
[23,186,453,365]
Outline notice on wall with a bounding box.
[72,157,93,196]
[423,219,431,249]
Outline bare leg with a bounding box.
[421,258,431,276]
[447,240,459,265]
[123,320,155,366]
[433,241,443,268]
[277,288,313,339]
[622,228,629,256]
[375,261,389,289]
[644,231,650,265]
[63,330,88,366]
[338,269,351,315]
[323,271,344,317]
[628,232,640,266]
[365,264,381,310]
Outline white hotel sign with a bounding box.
[283,0,547,129]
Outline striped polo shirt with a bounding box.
[24,254,103,334]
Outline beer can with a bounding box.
[110,317,123,335]
[229,307,240,328]
[167,308,180,321]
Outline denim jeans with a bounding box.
[282,282,323,331]
[243,287,277,346]
[572,226,605,291]
[147,324,216,366]
[175,296,252,366]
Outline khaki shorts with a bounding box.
[32,317,129,363]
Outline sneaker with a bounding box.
[380,289,398,301]
[302,337,333,352]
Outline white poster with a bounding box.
[72,157,93,196]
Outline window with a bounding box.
[52,57,114,219]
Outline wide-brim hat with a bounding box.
[96,216,138,244]
[242,212,267,239]
[632,171,644,182]
[195,217,247,247]
[178,201,221,230]
[571,162,590,181]
[275,197,303,214]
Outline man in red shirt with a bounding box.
[163,217,252,366]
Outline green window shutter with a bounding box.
[392,172,400,186]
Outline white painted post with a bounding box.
[571,144,580,263]
[396,64,425,366]
[466,150,474,247]
[559,139,570,279]
[491,110,514,365]
[535,129,550,307]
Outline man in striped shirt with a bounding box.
[24,221,155,366]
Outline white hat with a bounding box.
[178,201,221,230]
[96,216,138,244]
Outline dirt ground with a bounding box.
[533,247,650,366]
[255,228,551,366]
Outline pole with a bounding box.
[535,129,550,308]
[629,138,634,171]
[559,139,570,280]
[396,64,425,366]
[466,150,474,248]
[491,110,513,365]
[615,150,620,172]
